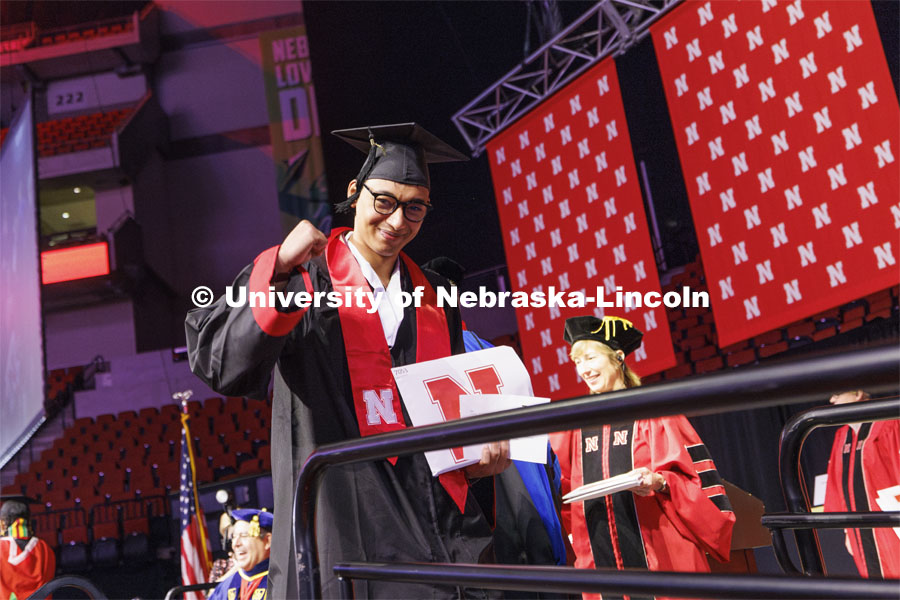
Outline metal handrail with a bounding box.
[332,562,900,599]
[761,512,900,530]
[776,397,900,575]
[29,575,108,599]
[163,581,220,600]
[292,344,899,598]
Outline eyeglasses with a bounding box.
[363,183,432,223]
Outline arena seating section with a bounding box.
[0,396,271,570]
[0,108,132,158]
[642,260,900,384]
[0,13,136,54]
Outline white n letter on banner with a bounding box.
[874,243,896,269]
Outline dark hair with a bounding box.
[0,500,28,524]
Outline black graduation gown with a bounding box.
[185,253,496,599]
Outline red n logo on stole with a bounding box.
[423,365,503,463]
[585,436,599,453]
[613,430,628,446]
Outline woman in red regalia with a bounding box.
[550,315,735,600]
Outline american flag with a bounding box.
[179,406,212,600]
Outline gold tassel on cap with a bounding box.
[591,316,634,342]
[249,513,260,537]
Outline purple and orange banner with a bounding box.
[259,26,330,233]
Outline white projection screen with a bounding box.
[0,93,45,467]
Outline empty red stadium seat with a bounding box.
[786,322,815,339]
[153,463,179,489]
[753,330,783,346]
[840,318,864,333]
[759,341,789,358]
[0,484,22,496]
[227,438,253,456]
[13,471,32,489]
[204,397,224,413]
[689,345,717,362]
[128,471,156,494]
[865,289,893,310]
[678,336,707,351]
[811,326,837,341]
[159,404,180,423]
[842,304,866,323]
[694,356,724,374]
[96,413,116,429]
[32,509,62,550]
[72,491,102,512]
[91,504,120,540]
[225,397,245,413]
[726,349,757,367]
[664,363,694,380]
[194,463,214,484]
[211,414,236,433]
[866,308,892,322]
[138,406,159,422]
[674,316,699,332]
[72,416,94,433]
[238,458,262,476]
[719,339,749,354]
[117,410,138,426]
[122,502,150,536]
[61,509,89,544]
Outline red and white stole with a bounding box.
[326,227,469,512]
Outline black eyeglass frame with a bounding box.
[362,182,432,223]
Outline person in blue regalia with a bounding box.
[208,509,271,600]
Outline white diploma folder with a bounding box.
[458,394,550,465]
[562,471,644,504]
[391,346,536,477]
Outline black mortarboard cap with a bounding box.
[332,123,468,213]
[563,315,644,356]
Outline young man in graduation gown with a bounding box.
[0,499,56,600]
[551,316,735,600]
[186,124,510,599]
[209,509,271,600]
[824,390,900,579]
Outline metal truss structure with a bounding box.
[452,0,682,156]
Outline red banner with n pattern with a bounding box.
[651,0,899,347]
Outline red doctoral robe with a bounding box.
[0,535,56,600]
[824,420,900,579]
[550,416,735,600]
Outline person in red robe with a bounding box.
[0,499,55,600]
[550,316,735,600]
[824,390,900,579]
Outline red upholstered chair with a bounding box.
[138,406,160,422]
[95,413,116,431]
[159,404,181,424]
[237,458,263,476]
[121,499,150,536]
[204,396,224,414]
[91,504,121,541]
[61,508,89,545]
